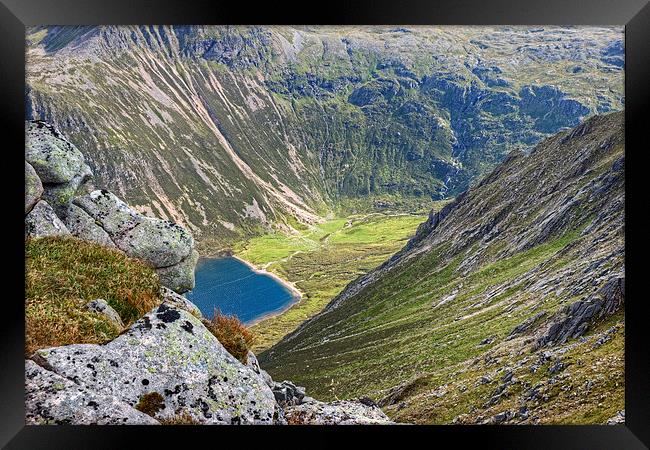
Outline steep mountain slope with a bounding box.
[26,26,623,249]
[259,112,625,424]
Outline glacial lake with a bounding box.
[185,257,299,324]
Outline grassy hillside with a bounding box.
[259,112,625,424]
[231,210,452,351]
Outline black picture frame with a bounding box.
[2,0,648,447]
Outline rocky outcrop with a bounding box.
[73,191,193,267]
[25,121,93,219]
[25,121,198,293]
[63,203,116,248]
[25,161,43,214]
[155,250,199,294]
[25,200,70,238]
[41,164,93,219]
[32,304,277,424]
[73,190,197,293]
[537,277,624,347]
[25,360,158,425]
[27,300,388,425]
[284,399,394,425]
[25,121,88,185]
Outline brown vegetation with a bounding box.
[202,310,255,363]
[25,236,162,355]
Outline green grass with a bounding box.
[25,236,162,355]
[232,212,429,351]
[260,228,589,402]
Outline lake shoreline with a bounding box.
[230,255,304,300]
[199,251,304,326]
[231,255,303,326]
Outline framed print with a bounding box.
[2,0,649,448]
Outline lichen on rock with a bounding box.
[63,203,116,248]
[284,398,395,425]
[33,304,277,424]
[25,161,43,214]
[25,200,70,238]
[25,359,159,425]
[156,250,199,294]
[25,121,87,184]
[160,287,202,318]
[73,190,197,293]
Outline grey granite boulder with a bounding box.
[73,190,197,292]
[63,203,116,248]
[86,299,124,329]
[160,287,202,318]
[25,121,93,220]
[33,304,276,424]
[25,200,70,238]
[25,360,159,425]
[283,399,395,425]
[25,161,43,214]
[73,190,193,267]
[73,190,141,236]
[25,121,87,184]
[156,250,199,294]
[113,217,194,268]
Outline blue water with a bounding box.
[185,257,298,324]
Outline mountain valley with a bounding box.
[24,25,626,425]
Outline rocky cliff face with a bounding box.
[26,26,623,249]
[260,112,625,424]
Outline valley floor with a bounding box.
[231,209,447,352]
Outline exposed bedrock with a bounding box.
[25,121,198,293]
